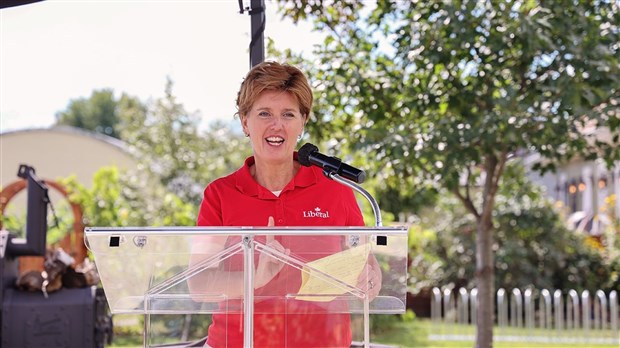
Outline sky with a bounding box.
[0,0,322,133]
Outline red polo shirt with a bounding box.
[196,155,365,347]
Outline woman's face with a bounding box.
[242,90,306,165]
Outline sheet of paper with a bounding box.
[296,243,370,302]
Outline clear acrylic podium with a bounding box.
[85,226,408,347]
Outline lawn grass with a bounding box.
[108,315,619,348]
[371,319,619,348]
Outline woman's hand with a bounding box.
[356,254,382,301]
[254,216,289,288]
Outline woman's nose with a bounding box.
[270,116,283,130]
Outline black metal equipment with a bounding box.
[1,165,49,323]
[0,165,112,348]
[9,165,49,257]
[2,287,112,348]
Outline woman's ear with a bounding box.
[240,114,249,135]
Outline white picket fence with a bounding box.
[429,287,619,345]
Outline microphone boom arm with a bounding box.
[326,171,383,227]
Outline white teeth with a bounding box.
[266,136,284,143]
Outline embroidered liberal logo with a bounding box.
[303,207,330,218]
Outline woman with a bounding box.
[190,61,381,347]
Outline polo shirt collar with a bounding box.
[234,153,318,198]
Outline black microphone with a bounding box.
[297,143,366,184]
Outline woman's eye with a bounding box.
[284,113,296,118]
[258,111,271,117]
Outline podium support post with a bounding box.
[143,306,150,347]
[243,235,255,347]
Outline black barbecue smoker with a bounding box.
[0,165,111,348]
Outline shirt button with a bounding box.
[278,219,284,224]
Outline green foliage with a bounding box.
[146,314,211,344]
[407,224,448,294]
[273,0,620,202]
[370,318,618,348]
[408,164,619,293]
[60,167,197,228]
[119,78,249,206]
[55,89,143,139]
[599,195,620,292]
[1,213,26,238]
[53,78,248,207]
[370,310,416,335]
[45,203,74,245]
[1,193,74,246]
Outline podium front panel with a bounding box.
[86,226,408,317]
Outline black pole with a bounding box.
[249,0,265,68]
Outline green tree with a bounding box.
[409,164,618,295]
[120,78,249,205]
[54,78,248,212]
[55,89,144,139]
[61,167,196,228]
[274,1,620,346]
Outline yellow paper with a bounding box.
[296,243,370,302]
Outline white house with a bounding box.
[526,126,620,235]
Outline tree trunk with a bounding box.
[181,313,192,342]
[473,152,504,348]
[475,218,495,348]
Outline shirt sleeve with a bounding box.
[193,182,227,256]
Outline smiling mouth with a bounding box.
[266,136,285,146]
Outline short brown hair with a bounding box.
[236,61,313,119]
